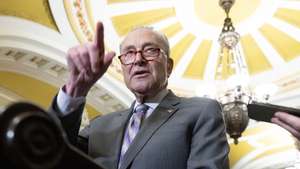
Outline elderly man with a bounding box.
[51,22,229,169]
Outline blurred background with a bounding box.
[1,0,300,168]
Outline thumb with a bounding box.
[103,51,116,67]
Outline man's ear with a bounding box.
[167,58,173,77]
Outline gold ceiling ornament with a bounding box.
[219,0,235,15]
[65,0,94,42]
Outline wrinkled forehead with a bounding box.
[120,28,166,51]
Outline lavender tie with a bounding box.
[119,104,149,167]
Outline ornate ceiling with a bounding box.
[1,0,300,168]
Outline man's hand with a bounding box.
[271,112,300,140]
[65,22,115,97]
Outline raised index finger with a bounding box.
[94,21,104,54]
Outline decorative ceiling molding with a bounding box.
[64,0,94,42]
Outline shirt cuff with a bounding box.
[56,86,86,116]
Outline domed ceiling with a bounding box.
[1,0,300,168]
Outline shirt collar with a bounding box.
[134,88,169,110]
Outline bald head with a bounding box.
[120,27,170,58]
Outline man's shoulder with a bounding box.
[164,90,221,110]
[178,95,219,106]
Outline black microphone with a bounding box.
[0,102,105,169]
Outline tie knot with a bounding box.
[134,104,148,114]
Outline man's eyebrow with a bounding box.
[122,45,136,51]
[122,42,158,51]
[142,42,158,48]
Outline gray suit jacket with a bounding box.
[51,90,229,169]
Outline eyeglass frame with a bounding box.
[118,47,167,65]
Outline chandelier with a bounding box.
[214,2,300,168]
[216,0,251,144]
[215,0,278,145]
[215,0,300,147]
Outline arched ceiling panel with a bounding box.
[241,34,272,75]
[195,0,261,26]
[160,22,182,38]
[183,40,212,79]
[0,0,58,31]
[112,8,176,36]
[0,71,104,119]
[0,71,58,108]
[171,33,196,66]
[275,8,300,29]
[260,23,300,62]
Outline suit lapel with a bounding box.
[120,91,180,169]
[110,104,135,169]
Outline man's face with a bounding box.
[120,29,173,97]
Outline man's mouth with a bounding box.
[133,70,150,77]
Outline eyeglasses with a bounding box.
[118,47,166,65]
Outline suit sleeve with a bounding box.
[187,99,230,169]
[49,94,89,154]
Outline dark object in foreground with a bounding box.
[248,101,300,122]
[0,102,105,169]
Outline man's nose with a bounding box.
[134,51,146,65]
